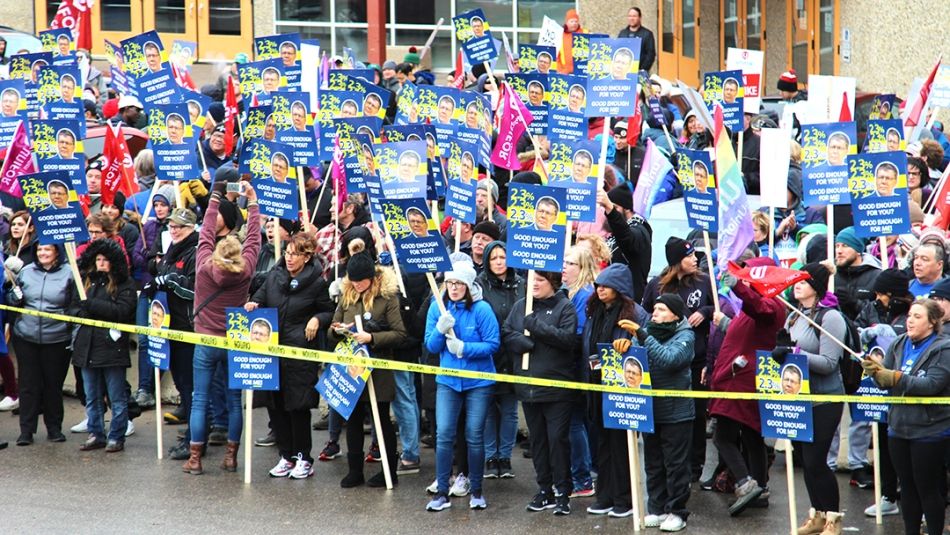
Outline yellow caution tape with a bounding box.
[2,303,947,405]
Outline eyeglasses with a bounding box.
[445,280,466,289]
[168,224,187,230]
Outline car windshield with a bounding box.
[0,31,42,55]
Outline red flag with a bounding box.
[928,167,950,230]
[838,91,852,122]
[101,123,135,206]
[712,102,725,147]
[451,50,465,89]
[224,75,239,156]
[626,92,642,147]
[171,63,197,91]
[0,120,35,197]
[50,1,93,51]
[905,55,942,128]
[727,261,811,299]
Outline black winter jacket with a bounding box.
[477,257,525,394]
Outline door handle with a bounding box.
[189,2,194,15]
[199,3,204,15]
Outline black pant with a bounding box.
[690,363,707,478]
[713,416,768,485]
[14,337,70,435]
[596,427,632,508]
[268,391,314,463]
[72,365,86,406]
[795,402,842,512]
[878,424,898,500]
[889,436,947,535]
[523,400,573,496]
[169,341,194,415]
[643,420,693,519]
[345,400,396,471]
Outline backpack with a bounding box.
[810,307,863,395]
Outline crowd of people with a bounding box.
[2,7,950,535]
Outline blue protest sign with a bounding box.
[801,122,858,205]
[31,119,85,194]
[254,33,301,87]
[315,336,371,420]
[394,81,419,125]
[677,149,719,232]
[316,89,362,160]
[41,100,85,138]
[147,292,171,370]
[850,376,888,423]
[182,90,213,137]
[271,91,319,166]
[848,151,911,238]
[598,344,654,432]
[868,94,898,120]
[585,37,641,118]
[39,27,75,57]
[0,117,20,149]
[226,307,280,390]
[375,141,428,200]
[548,74,587,140]
[380,198,452,273]
[327,72,392,120]
[507,73,549,135]
[453,8,498,65]
[518,44,556,74]
[456,125,491,170]
[147,103,201,181]
[238,139,299,219]
[505,183,568,271]
[703,70,744,132]
[18,170,89,244]
[120,31,167,79]
[864,119,904,153]
[547,138,599,222]
[34,64,81,109]
[137,66,182,107]
[0,80,27,121]
[239,59,286,98]
[757,351,814,442]
[242,104,272,140]
[358,134,385,222]
[570,33,608,76]
[444,139,480,223]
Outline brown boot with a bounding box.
[820,511,843,535]
[182,443,203,475]
[221,441,239,472]
[797,508,827,535]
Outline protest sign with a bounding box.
[444,139,480,223]
[170,40,197,69]
[506,73,548,135]
[848,151,911,238]
[8,52,53,83]
[31,119,85,194]
[570,33,608,76]
[327,73,392,120]
[35,64,81,108]
[380,198,452,273]
[800,122,858,205]
[120,31,167,79]
[147,103,201,181]
[317,89,362,160]
[927,65,950,109]
[868,94,898,120]
[547,138,599,222]
[147,292,171,370]
[759,128,791,209]
[238,139,299,219]
[585,37,640,118]
[355,132,384,220]
[39,27,75,58]
[597,344,654,432]
[271,91,319,166]
[137,66,182,107]
[0,80,27,120]
[394,81,418,125]
[757,351,814,442]
[453,8,498,65]
[806,75,855,123]
[458,91,493,161]
[103,40,131,96]
[537,16,564,52]
[677,149,718,231]
[505,183,567,271]
[703,70,744,132]
[725,48,763,114]
[865,119,904,153]
[242,104,272,141]
[238,59,285,99]
[18,170,89,244]
[547,73,587,139]
[518,44,556,74]
[375,141,428,200]
[226,307,280,390]
[850,376,888,423]
[182,90,212,137]
[254,33,301,88]
[315,335,371,420]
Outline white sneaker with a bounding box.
[449,473,471,497]
[289,458,314,479]
[269,457,295,478]
[0,396,18,411]
[125,420,135,437]
[426,478,439,494]
[70,418,88,433]
[644,514,668,527]
[659,514,686,532]
[864,497,900,516]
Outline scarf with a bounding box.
[646,320,679,343]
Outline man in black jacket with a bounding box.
[617,7,656,73]
[597,184,653,302]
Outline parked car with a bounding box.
[82,125,149,160]
[0,26,42,55]
[760,92,902,148]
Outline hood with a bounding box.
[786,164,803,205]
[78,238,130,283]
[818,291,839,308]
[594,263,635,299]
[31,241,67,269]
[341,225,377,262]
[795,223,827,244]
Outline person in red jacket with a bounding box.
[708,257,787,516]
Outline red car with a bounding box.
[81,124,149,160]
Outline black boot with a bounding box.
[340,452,365,488]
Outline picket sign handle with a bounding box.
[430,201,440,228]
[826,205,835,293]
[311,164,333,228]
[598,127,610,193]
[627,430,642,533]
[768,206,775,259]
[923,166,950,214]
[784,439,797,535]
[702,231,720,315]
[64,242,86,300]
[661,124,675,154]
[417,19,444,62]
[14,216,31,259]
[872,422,883,525]
[384,234,409,298]
[775,295,862,358]
[273,218,281,264]
[454,220,462,254]
[174,180,184,212]
[426,273,457,339]
[355,315,393,490]
[154,368,163,460]
[244,389,253,484]
[879,236,889,270]
[521,270,535,370]
[737,131,744,177]
[140,180,161,223]
[297,167,311,225]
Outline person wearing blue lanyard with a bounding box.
[862,299,950,535]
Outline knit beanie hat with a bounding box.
[930,277,950,301]
[656,293,687,321]
[777,70,798,93]
[665,236,695,266]
[875,268,911,298]
[834,226,865,254]
[382,60,397,71]
[404,47,421,65]
[472,220,501,242]
[346,251,376,282]
[477,178,499,202]
[802,262,831,298]
[218,199,238,231]
[607,183,634,213]
[444,260,477,291]
[154,185,176,208]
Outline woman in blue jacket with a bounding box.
[424,259,500,512]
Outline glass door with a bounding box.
[787,0,838,80]
[658,0,700,87]
[196,0,253,61]
[143,0,199,50]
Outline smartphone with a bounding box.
[226,182,242,193]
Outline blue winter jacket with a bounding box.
[425,297,500,392]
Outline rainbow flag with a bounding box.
[714,104,754,270]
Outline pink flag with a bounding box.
[331,137,347,213]
[320,53,330,90]
[490,84,533,170]
[0,121,35,197]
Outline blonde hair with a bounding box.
[789,140,802,164]
[565,246,600,298]
[575,234,611,266]
[752,211,771,235]
[212,235,245,273]
[340,266,399,312]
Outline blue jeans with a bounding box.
[570,405,593,488]
[190,345,243,444]
[484,391,518,460]
[436,383,493,495]
[135,295,155,392]
[392,371,420,462]
[81,366,129,443]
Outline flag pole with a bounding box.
[775,295,861,358]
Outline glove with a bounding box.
[188,179,208,198]
[860,324,897,345]
[873,368,903,388]
[720,273,738,290]
[11,285,23,302]
[329,279,342,300]
[446,336,464,358]
[153,274,169,289]
[4,255,24,275]
[771,346,792,365]
[861,358,884,374]
[179,182,196,208]
[211,178,228,197]
[436,312,456,335]
[635,328,648,344]
[612,338,632,354]
[617,319,640,336]
[523,313,539,333]
[775,329,793,347]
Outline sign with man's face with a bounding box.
[380,198,452,273]
[584,37,640,118]
[800,121,858,206]
[226,307,280,391]
[147,292,171,370]
[677,148,719,232]
[702,69,744,131]
[547,74,587,140]
[847,151,911,238]
[18,170,89,244]
[148,103,202,181]
[453,9,498,65]
[546,139,599,222]
[756,351,813,441]
[598,344,654,432]
[121,31,167,79]
[505,183,567,271]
